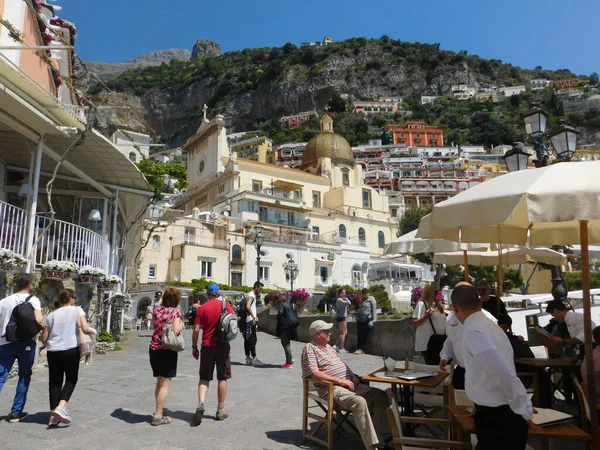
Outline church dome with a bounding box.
[302,115,354,167]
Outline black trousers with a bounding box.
[47,347,80,410]
[473,404,528,450]
[243,323,257,358]
[452,365,466,390]
[357,321,371,350]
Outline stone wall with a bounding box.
[257,308,416,361]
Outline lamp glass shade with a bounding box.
[523,107,547,137]
[550,125,578,161]
[17,184,33,197]
[88,209,102,221]
[284,266,291,276]
[254,223,265,246]
[291,267,299,279]
[503,147,530,172]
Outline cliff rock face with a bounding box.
[191,39,221,60]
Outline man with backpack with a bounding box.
[191,283,236,425]
[0,274,44,423]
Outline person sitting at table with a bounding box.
[581,325,600,405]
[477,279,507,319]
[452,284,540,450]
[545,300,594,348]
[497,314,535,387]
[301,320,390,450]
[440,281,497,389]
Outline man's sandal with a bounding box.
[151,415,172,426]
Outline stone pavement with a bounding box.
[0,330,588,450]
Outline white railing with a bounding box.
[0,202,28,257]
[0,200,109,272]
[34,216,110,272]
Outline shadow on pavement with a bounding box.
[163,408,197,425]
[20,411,50,425]
[230,361,282,369]
[110,408,150,424]
[265,429,305,446]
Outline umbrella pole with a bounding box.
[463,250,469,282]
[496,264,503,310]
[579,220,600,449]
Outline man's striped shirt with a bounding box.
[301,341,351,398]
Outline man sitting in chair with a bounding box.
[301,320,390,450]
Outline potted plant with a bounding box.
[42,260,78,280]
[78,266,106,285]
[100,274,122,290]
[0,249,27,272]
[111,293,132,309]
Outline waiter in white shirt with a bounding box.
[545,300,594,347]
[439,282,497,389]
[451,284,541,450]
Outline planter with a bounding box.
[99,281,118,290]
[42,270,73,281]
[0,262,16,272]
[79,274,101,285]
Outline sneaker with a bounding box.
[353,349,364,355]
[48,414,59,427]
[339,349,349,354]
[252,358,265,367]
[281,363,294,369]
[52,408,71,425]
[8,412,28,423]
[333,344,339,352]
[192,404,205,426]
[245,357,253,366]
[291,358,295,364]
[215,409,229,421]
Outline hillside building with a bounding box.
[279,110,318,128]
[386,121,444,147]
[229,136,276,164]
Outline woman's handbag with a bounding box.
[423,302,446,365]
[77,315,93,356]
[162,310,185,352]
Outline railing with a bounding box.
[241,184,303,203]
[315,276,334,287]
[0,200,110,271]
[34,216,110,272]
[172,235,228,250]
[0,202,28,257]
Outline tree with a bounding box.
[328,92,347,114]
[591,72,599,85]
[137,159,188,200]
[397,205,432,236]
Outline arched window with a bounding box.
[338,224,346,240]
[378,231,385,248]
[232,244,242,261]
[152,235,160,249]
[358,227,366,245]
[129,152,137,163]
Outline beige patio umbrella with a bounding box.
[432,246,567,266]
[420,161,600,445]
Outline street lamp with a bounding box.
[254,223,265,283]
[503,106,580,304]
[283,253,299,295]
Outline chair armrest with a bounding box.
[396,437,471,448]
[400,416,453,425]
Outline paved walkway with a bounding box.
[0,330,587,450]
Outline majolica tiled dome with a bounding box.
[302,115,354,167]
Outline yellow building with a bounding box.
[229,136,276,164]
[158,113,396,291]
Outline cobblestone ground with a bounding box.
[0,330,586,450]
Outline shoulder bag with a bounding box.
[423,301,446,365]
[76,311,93,356]
[162,309,185,352]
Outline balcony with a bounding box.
[172,235,228,250]
[0,200,109,271]
[315,276,334,288]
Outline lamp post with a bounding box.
[283,254,299,295]
[254,223,265,283]
[503,106,579,304]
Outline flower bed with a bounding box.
[41,260,78,281]
[0,249,27,272]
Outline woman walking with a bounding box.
[412,282,446,365]
[41,289,96,426]
[187,298,200,329]
[276,290,309,368]
[149,288,183,426]
[355,288,377,355]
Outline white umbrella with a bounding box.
[432,246,567,266]
[384,229,488,255]
[420,161,600,442]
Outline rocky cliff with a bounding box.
[86,37,597,148]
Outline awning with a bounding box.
[272,180,304,192]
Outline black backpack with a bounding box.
[236,295,248,320]
[4,295,42,343]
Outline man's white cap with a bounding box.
[309,320,334,336]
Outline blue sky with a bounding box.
[60,0,597,75]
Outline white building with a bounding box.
[499,85,526,97]
[110,129,152,164]
[528,79,550,91]
[451,84,477,100]
[421,95,438,105]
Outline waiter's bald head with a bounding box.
[454,281,472,288]
[451,284,481,310]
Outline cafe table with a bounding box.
[447,404,591,450]
[514,358,579,408]
[361,367,448,436]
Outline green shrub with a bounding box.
[98,332,115,343]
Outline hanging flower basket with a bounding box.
[0,249,27,273]
[43,270,73,281]
[79,274,101,285]
[99,281,118,290]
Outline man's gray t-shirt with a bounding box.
[335,297,351,318]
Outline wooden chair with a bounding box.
[571,373,593,450]
[386,392,471,450]
[301,379,358,450]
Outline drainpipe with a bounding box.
[25,136,44,273]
